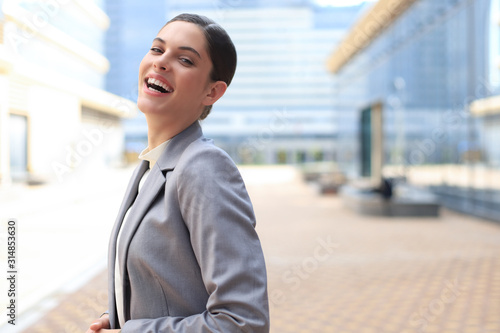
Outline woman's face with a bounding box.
[137,21,215,124]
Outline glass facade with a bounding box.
[105,0,366,163]
[105,0,167,100]
[3,0,109,89]
[18,1,105,53]
[15,33,105,88]
[173,4,362,163]
[104,0,168,156]
[333,0,500,220]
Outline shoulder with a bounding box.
[176,137,238,176]
[174,137,249,197]
[174,137,255,227]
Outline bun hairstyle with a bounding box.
[165,13,237,120]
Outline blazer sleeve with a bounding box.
[120,144,270,333]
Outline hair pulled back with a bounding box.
[165,13,237,120]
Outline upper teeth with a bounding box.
[148,78,172,92]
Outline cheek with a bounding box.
[189,66,212,87]
[178,70,206,90]
[138,56,150,79]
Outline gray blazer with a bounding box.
[107,121,270,332]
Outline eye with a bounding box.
[150,47,163,54]
[180,57,194,66]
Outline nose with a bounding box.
[153,56,169,72]
[155,63,167,71]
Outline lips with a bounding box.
[144,75,174,94]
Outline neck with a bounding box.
[144,113,196,149]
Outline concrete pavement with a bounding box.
[248,167,500,333]
[3,165,500,332]
[0,165,135,332]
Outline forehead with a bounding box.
[157,21,207,52]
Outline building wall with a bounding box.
[105,0,166,99]
[106,0,364,164]
[488,0,500,92]
[0,0,136,184]
[331,0,500,220]
[333,0,492,176]
[2,0,110,89]
[481,0,500,168]
[168,4,362,164]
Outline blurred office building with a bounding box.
[105,0,367,164]
[328,0,500,220]
[0,0,136,185]
[105,0,166,102]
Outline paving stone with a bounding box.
[17,166,500,332]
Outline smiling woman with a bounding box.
[138,14,237,127]
[136,18,229,144]
[86,13,269,333]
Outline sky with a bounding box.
[314,0,377,7]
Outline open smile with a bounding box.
[145,76,174,94]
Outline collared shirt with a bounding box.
[138,140,171,169]
[115,140,170,327]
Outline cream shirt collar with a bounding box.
[138,140,170,168]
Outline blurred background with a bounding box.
[0,0,499,332]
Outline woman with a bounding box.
[87,13,269,333]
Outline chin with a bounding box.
[137,99,162,115]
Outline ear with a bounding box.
[202,81,227,107]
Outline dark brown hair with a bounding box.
[165,13,237,120]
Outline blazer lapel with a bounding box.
[156,121,204,172]
[113,121,205,323]
[117,163,166,258]
[117,162,167,321]
[108,160,148,328]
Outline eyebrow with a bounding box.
[153,37,202,59]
